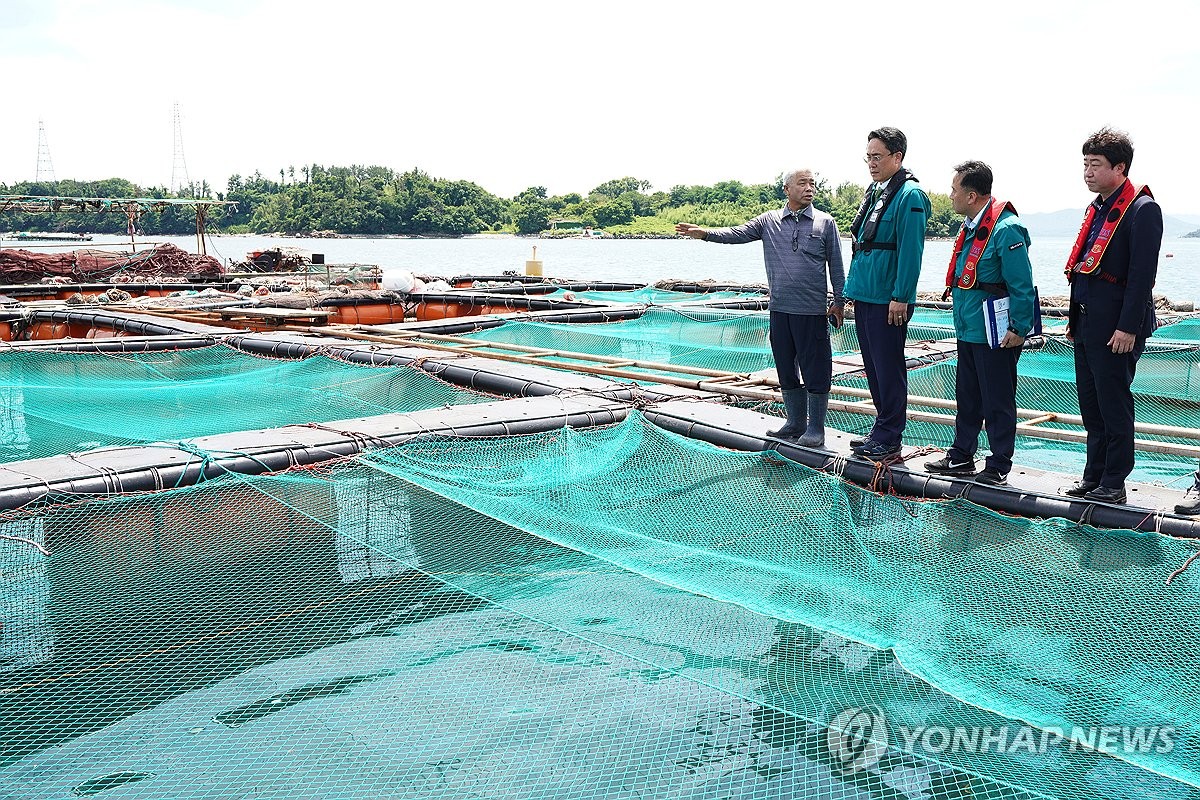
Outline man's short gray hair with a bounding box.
[783,168,815,186]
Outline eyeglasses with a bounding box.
[863,152,893,164]
[792,229,799,252]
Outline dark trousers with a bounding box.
[769,311,832,393]
[1073,312,1145,489]
[855,301,912,446]
[948,340,1020,474]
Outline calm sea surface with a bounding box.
[67,233,1200,304]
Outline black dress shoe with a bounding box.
[1083,486,1127,504]
[1062,480,1100,498]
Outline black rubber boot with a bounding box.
[767,388,808,439]
[796,392,828,448]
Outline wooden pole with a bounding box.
[297,325,1200,458]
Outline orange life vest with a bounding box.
[1065,180,1153,283]
[943,198,1017,297]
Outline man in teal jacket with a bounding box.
[845,127,931,459]
[924,161,1035,485]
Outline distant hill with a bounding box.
[1024,208,1199,238]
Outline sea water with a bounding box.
[60,233,1200,306]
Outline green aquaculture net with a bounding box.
[455,307,960,379]
[820,337,1200,486]
[3,414,1199,799]
[1156,317,1200,343]
[449,307,1200,485]
[0,345,490,463]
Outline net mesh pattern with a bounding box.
[0,345,491,463]
[458,308,959,380]
[456,309,1200,486]
[2,415,1197,799]
[824,337,1200,485]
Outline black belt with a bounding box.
[851,240,897,254]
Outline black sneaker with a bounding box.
[1175,486,1200,515]
[849,436,869,448]
[1083,486,1127,504]
[1062,480,1099,498]
[924,456,977,477]
[975,467,1009,486]
[853,440,901,460]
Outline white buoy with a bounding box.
[526,245,543,277]
[381,268,416,292]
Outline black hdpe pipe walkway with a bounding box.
[224,334,637,401]
[641,406,1200,539]
[0,398,628,512]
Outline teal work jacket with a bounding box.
[950,209,1036,343]
[844,179,931,305]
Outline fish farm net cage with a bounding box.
[0,345,491,463]
[2,414,1199,799]
[455,307,1200,487]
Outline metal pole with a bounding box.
[125,207,137,253]
[196,205,207,255]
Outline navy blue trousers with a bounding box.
[1073,312,1145,489]
[948,341,1020,474]
[855,301,911,446]
[768,311,832,393]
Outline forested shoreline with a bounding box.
[0,166,967,238]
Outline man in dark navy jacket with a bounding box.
[1062,128,1162,505]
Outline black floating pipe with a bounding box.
[450,275,650,292]
[447,284,560,297]
[0,281,259,300]
[411,291,594,311]
[450,274,560,286]
[657,282,769,295]
[23,308,233,337]
[223,334,636,400]
[642,407,1200,539]
[454,282,651,296]
[397,305,647,335]
[1,336,219,353]
[679,299,770,310]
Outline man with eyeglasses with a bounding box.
[844,126,931,460]
[1060,127,1161,506]
[676,169,845,447]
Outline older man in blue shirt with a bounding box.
[676,168,845,447]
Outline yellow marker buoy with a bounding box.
[526,245,543,277]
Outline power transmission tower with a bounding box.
[170,102,191,196]
[35,120,56,184]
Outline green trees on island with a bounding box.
[0,166,965,238]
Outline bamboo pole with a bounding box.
[299,325,1200,458]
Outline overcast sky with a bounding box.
[2,0,1197,214]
